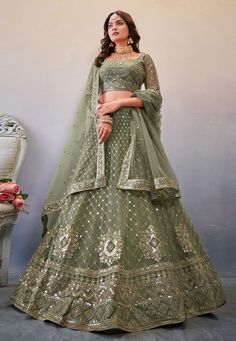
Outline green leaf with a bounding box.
[20,193,29,199]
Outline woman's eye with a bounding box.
[108,21,123,28]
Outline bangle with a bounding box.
[99,120,113,126]
[98,115,113,125]
[99,117,113,124]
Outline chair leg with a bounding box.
[0,223,14,287]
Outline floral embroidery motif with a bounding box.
[51,225,79,260]
[175,223,196,255]
[139,225,165,261]
[97,230,123,266]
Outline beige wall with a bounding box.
[0,1,235,276]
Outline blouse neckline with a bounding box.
[103,52,146,63]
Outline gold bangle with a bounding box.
[99,115,113,124]
[98,120,113,125]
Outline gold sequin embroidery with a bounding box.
[139,225,165,261]
[97,230,123,266]
[51,225,79,260]
[175,223,197,255]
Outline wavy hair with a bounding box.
[94,10,141,67]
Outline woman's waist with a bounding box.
[98,90,133,104]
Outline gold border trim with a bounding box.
[42,176,106,216]
[9,298,226,332]
[117,177,180,192]
[33,252,210,277]
[9,251,226,332]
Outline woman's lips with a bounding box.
[112,32,119,36]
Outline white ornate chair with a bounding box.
[0,114,27,286]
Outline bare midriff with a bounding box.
[98,90,133,104]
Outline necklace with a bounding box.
[106,45,139,61]
[114,45,134,54]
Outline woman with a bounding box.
[9,10,226,332]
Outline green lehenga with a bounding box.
[9,107,225,331]
[9,52,226,331]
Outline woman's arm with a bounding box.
[130,54,163,113]
[96,96,143,118]
[116,96,144,108]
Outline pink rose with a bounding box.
[12,196,25,210]
[0,192,15,201]
[0,182,21,194]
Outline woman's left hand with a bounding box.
[96,100,122,117]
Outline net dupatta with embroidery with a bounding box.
[41,63,103,237]
[126,53,181,200]
[41,54,181,237]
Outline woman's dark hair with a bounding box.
[94,10,141,67]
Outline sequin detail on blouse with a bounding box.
[99,53,145,93]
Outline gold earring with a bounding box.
[109,41,115,47]
[128,36,134,45]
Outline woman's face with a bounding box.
[107,13,129,45]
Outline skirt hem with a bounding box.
[9,297,226,332]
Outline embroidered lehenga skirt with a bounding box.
[9,107,226,332]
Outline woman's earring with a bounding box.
[109,41,115,47]
[128,36,134,45]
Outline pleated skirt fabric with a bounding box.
[9,107,226,332]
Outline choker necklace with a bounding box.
[105,44,139,61]
[114,45,134,54]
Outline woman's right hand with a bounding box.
[97,122,112,144]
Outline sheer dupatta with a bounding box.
[118,53,181,200]
[41,64,104,237]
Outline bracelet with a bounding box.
[98,115,113,125]
[99,117,113,124]
[99,120,113,126]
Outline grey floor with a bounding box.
[0,275,235,341]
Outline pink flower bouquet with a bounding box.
[0,178,29,214]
